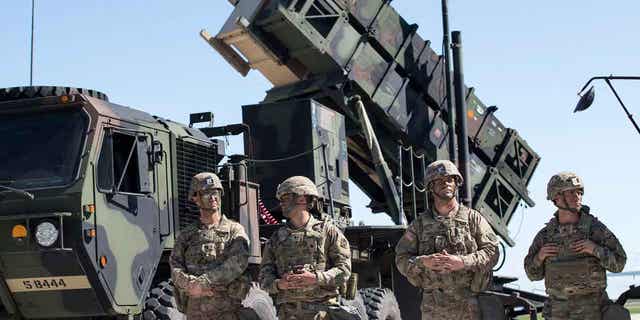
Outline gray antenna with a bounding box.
[30,0,35,85]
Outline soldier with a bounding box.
[259,176,354,320]
[169,172,251,320]
[395,160,499,320]
[524,172,627,320]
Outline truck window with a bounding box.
[0,108,88,189]
[97,130,150,194]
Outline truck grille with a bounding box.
[176,138,221,230]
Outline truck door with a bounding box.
[94,127,162,306]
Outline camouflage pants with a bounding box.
[186,296,242,320]
[543,293,605,320]
[420,289,480,320]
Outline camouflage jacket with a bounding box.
[524,207,626,283]
[170,215,250,293]
[259,216,351,304]
[395,205,499,291]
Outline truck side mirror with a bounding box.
[150,140,163,165]
[136,136,151,194]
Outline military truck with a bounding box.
[0,86,261,319]
[0,1,549,320]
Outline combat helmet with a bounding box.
[276,176,319,200]
[424,160,463,186]
[546,172,584,200]
[188,172,224,198]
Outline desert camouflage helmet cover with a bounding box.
[188,172,223,198]
[424,160,463,185]
[546,172,584,200]
[276,176,319,200]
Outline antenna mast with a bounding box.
[30,0,35,85]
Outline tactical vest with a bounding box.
[417,206,476,291]
[185,225,234,275]
[181,221,250,305]
[544,214,607,299]
[272,220,338,303]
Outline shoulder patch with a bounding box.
[402,232,416,242]
[312,221,325,232]
[277,228,289,242]
[177,225,197,239]
[339,238,349,249]
[229,222,246,235]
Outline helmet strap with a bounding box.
[555,193,579,214]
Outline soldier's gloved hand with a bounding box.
[284,270,317,288]
[172,271,193,290]
[570,239,597,256]
[276,279,288,290]
[435,250,465,272]
[417,255,447,272]
[536,243,559,263]
[186,282,206,297]
[276,276,299,290]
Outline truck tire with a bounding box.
[0,306,8,320]
[341,293,368,320]
[361,288,402,320]
[0,86,108,102]
[142,280,185,320]
[241,283,277,320]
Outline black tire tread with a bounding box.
[143,280,184,320]
[0,86,109,102]
[241,282,277,320]
[360,287,402,320]
[342,292,368,320]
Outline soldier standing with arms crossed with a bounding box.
[169,172,251,320]
[395,160,499,320]
[259,176,355,320]
[524,172,627,320]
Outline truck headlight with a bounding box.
[35,222,59,247]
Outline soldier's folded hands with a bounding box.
[434,250,465,271]
[570,239,597,255]
[282,270,318,288]
[417,254,448,272]
[536,243,559,263]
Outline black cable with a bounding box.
[245,145,324,164]
[493,241,507,272]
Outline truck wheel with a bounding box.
[241,283,277,320]
[0,86,109,102]
[142,280,185,320]
[0,306,8,320]
[361,288,401,320]
[341,292,368,320]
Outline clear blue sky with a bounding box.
[2,0,639,297]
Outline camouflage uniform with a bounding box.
[259,176,352,320]
[395,160,499,320]
[169,172,251,320]
[524,172,627,320]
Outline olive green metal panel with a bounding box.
[242,99,349,222]
[398,33,428,75]
[369,5,412,61]
[348,0,383,29]
[326,21,361,67]
[347,43,389,97]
